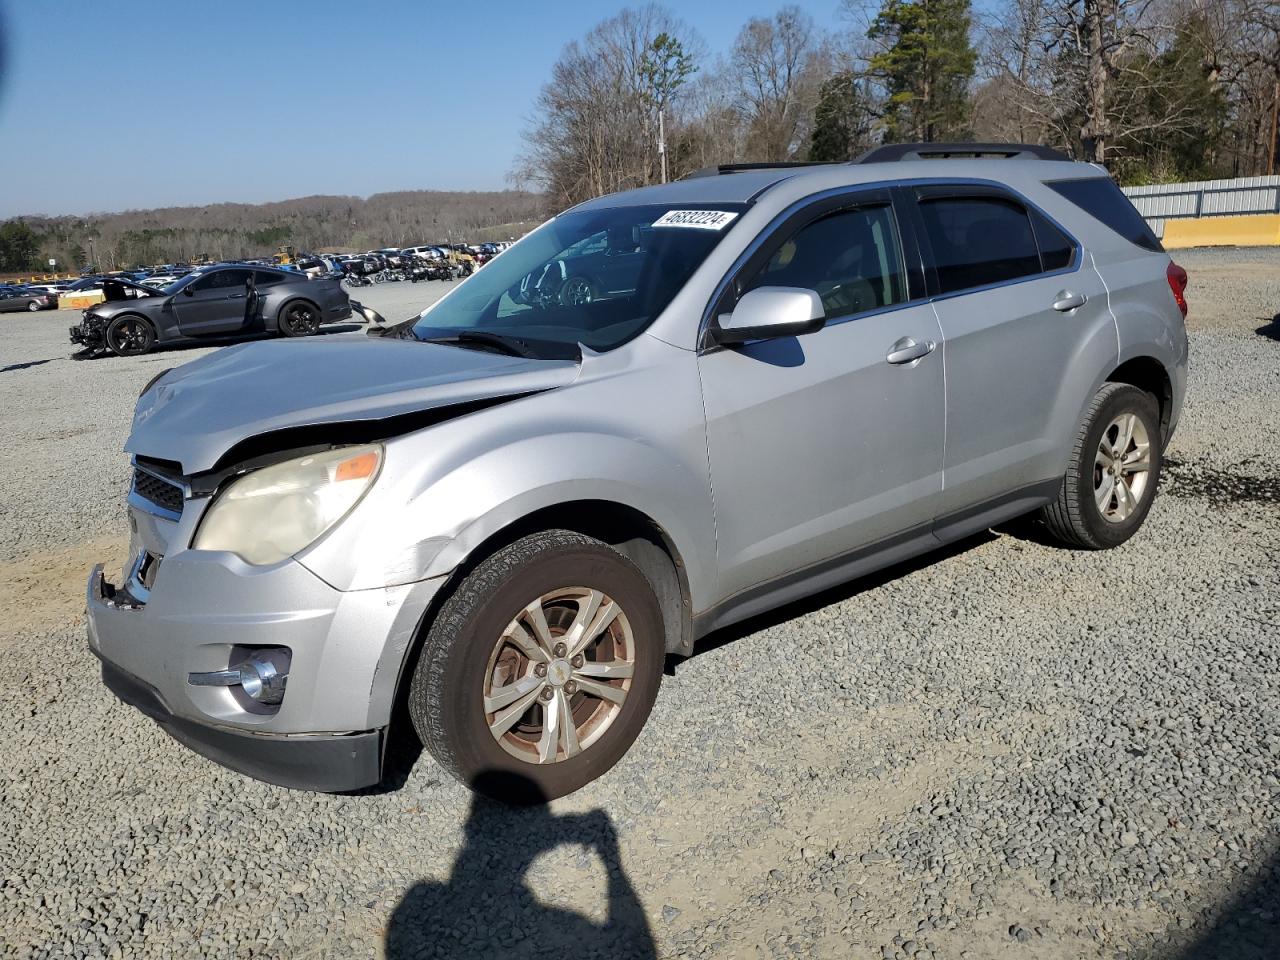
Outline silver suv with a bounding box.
[87,143,1189,801]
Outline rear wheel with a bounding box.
[1040,382,1162,548]
[105,315,155,356]
[408,530,664,803]
[278,301,321,337]
[27,300,41,312]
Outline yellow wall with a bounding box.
[1163,213,1280,249]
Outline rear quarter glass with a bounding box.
[1045,178,1163,253]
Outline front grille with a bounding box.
[133,468,185,516]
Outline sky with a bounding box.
[0,0,854,219]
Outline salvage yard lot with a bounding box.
[1,251,1278,959]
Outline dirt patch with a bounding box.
[0,536,128,643]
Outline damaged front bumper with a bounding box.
[69,312,108,357]
[86,540,445,792]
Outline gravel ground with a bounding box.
[1,250,1277,960]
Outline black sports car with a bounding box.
[68,263,352,358]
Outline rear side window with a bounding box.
[917,197,1041,293]
[254,270,285,286]
[1030,209,1075,271]
[1046,177,1162,252]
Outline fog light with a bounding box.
[189,650,289,705]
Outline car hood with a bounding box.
[127,336,581,473]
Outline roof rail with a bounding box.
[683,161,841,179]
[856,142,1072,163]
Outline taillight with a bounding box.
[1166,262,1188,318]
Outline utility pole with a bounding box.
[658,109,668,184]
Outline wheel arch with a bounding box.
[1106,356,1174,441]
[382,498,694,753]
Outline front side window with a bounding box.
[918,196,1043,294]
[745,204,907,319]
[411,203,746,354]
[191,268,252,292]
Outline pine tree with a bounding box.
[809,71,874,160]
[867,0,977,142]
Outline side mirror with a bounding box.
[713,286,825,345]
[182,286,195,296]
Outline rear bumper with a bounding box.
[97,656,382,791]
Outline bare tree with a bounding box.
[729,6,830,160]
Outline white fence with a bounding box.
[1122,176,1280,239]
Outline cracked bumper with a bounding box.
[86,552,445,791]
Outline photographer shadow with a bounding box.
[385,772,656,960]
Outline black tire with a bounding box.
[408,530,664,803]
[1040,382,1163,549]
[278,300,321,337]
[104,315,156,357]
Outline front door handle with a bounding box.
[1053,290,1086,312]
[886,336,936,365]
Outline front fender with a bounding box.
[297,431,718,609]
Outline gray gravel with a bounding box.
[1,251,1278,959]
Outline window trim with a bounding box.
[699,183,928,352]
[907,182,1082,302]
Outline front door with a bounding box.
[697,192,946,600]
[173,267,254,337]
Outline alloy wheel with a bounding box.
[483,587,635,764]
[108,318,149,354]
[559,278,594,306]
[1094,412,1151,522]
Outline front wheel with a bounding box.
[105,315,156,356]
[278,301,321,337]
[408,530,664,803]
[1040,382,1163,548]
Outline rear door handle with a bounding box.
[1053,290,1086,311]
[886,336,936,365]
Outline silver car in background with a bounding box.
[86,143,1188,801]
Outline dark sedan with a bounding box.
[68,263,352,357]
[0,285,56,312]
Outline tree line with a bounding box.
[0,190,543,273]
[515,0,1280,209]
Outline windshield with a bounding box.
[410,203,747,354]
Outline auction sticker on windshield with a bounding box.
[652,210,739,230]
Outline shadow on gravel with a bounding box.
[683,530,997,662]
[385,772,656,959]
[1172,845,1280,959]
[1255,314,1280,341]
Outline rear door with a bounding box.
[907,184,1117,528]
[173,268,254,336]
[698,188,947,599]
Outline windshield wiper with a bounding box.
[421,330,541,359]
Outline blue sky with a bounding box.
[0,0,855,218]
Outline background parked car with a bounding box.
[68,263,352,357]
[0,285,55,312]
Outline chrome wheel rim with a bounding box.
[483,587,634,764]
[560,278,593,305]
[1094,412,1151,523]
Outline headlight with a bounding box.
[193,444,382,565]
